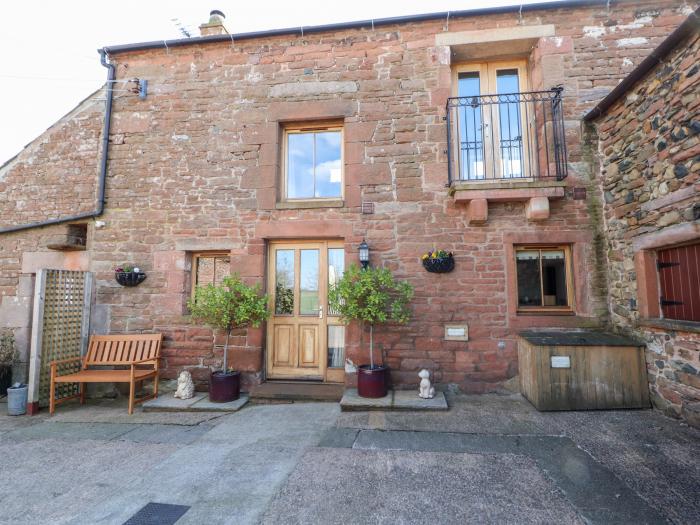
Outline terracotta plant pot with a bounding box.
[357,364,389,398]
[209,370,240,402]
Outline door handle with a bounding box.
[319,306,324,319]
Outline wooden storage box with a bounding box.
[518,330,650,411]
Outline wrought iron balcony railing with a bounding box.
[446,88,568,185]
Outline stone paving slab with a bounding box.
[141,392,208,410]
[143,393,249,413]
[49,401,224,425]
[340,389,393,410]
[3,421,137,442]
[393,389,449,410]
[261,447,584,525]
[117,423,215,445]
[319,428,667,524]
[192,395,249,412]
[340,388,448,411]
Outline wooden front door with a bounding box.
[266,241,345,382]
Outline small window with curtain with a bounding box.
[516,245,573,312]
[284,123,343,200]
[191,252,231,300]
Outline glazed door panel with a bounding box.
[453,60,530,180]
[267,241,345,381]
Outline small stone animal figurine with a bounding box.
[418,369,435,399]
[174,370,195,399]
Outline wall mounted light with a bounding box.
[359,239,370,270]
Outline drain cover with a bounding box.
[123,502,190,525]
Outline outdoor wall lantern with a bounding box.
[359,239,370,269]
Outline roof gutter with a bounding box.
[0,49,115,234]
[583,7,700,122]
[102,0,605,55]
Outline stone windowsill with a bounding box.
[516,309,575,316]
[450,179,568,223]
[637,318,700,334]
[275,199,344,210]
[450,179,567,201]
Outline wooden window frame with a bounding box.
[451,60,530,96]
[515,244,574,314]
[190,252,231,301]
[451,59,534,181]
[282,122,345,203]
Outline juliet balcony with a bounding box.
[446,88,569,223]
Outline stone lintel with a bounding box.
[437,24,556,61]
[21,251,89,274]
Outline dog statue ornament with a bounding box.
[418,369,435,399]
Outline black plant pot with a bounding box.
[0,365,11,397]
[357,364,389,398]
[115,272,147,287]
[209,370,240,402]
[422,256,455,273]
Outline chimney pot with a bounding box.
[200,9,228,36]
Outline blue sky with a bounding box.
[0,0,551,164]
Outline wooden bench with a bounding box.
[50,334,163,415]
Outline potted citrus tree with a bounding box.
[188,274,269,402]
[329,264,413,398]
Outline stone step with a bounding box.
[250,382,344,402]
[340,389,449,411]
[142,392,248,412]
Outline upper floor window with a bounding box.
[657,242,700,323]
[516,245,573,312]
[447,60,568,184]
[284,124,343,200]
[452,60,530,181]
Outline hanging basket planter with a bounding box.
[114,265,147,287]
[421,251,455,274]
[115,272,147,287]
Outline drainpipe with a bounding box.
[0,49,115,234]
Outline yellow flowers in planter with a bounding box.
[421,249,455,273]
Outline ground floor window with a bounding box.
[656,241,700,322]
[515,245,572,312]
[191,252,231,300]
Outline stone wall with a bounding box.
[0,92,104,382]
[594,30,700,425]
[0,0,694,393]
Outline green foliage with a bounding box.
[188,274,270,332]
[329,264,413,326]
[0,331,16,364]
[188,275,269,373]
[275,282,294,314]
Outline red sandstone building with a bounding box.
[1,1,698,424]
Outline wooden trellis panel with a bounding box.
[27,269,93,408]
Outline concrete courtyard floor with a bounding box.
[0,393,698,524]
